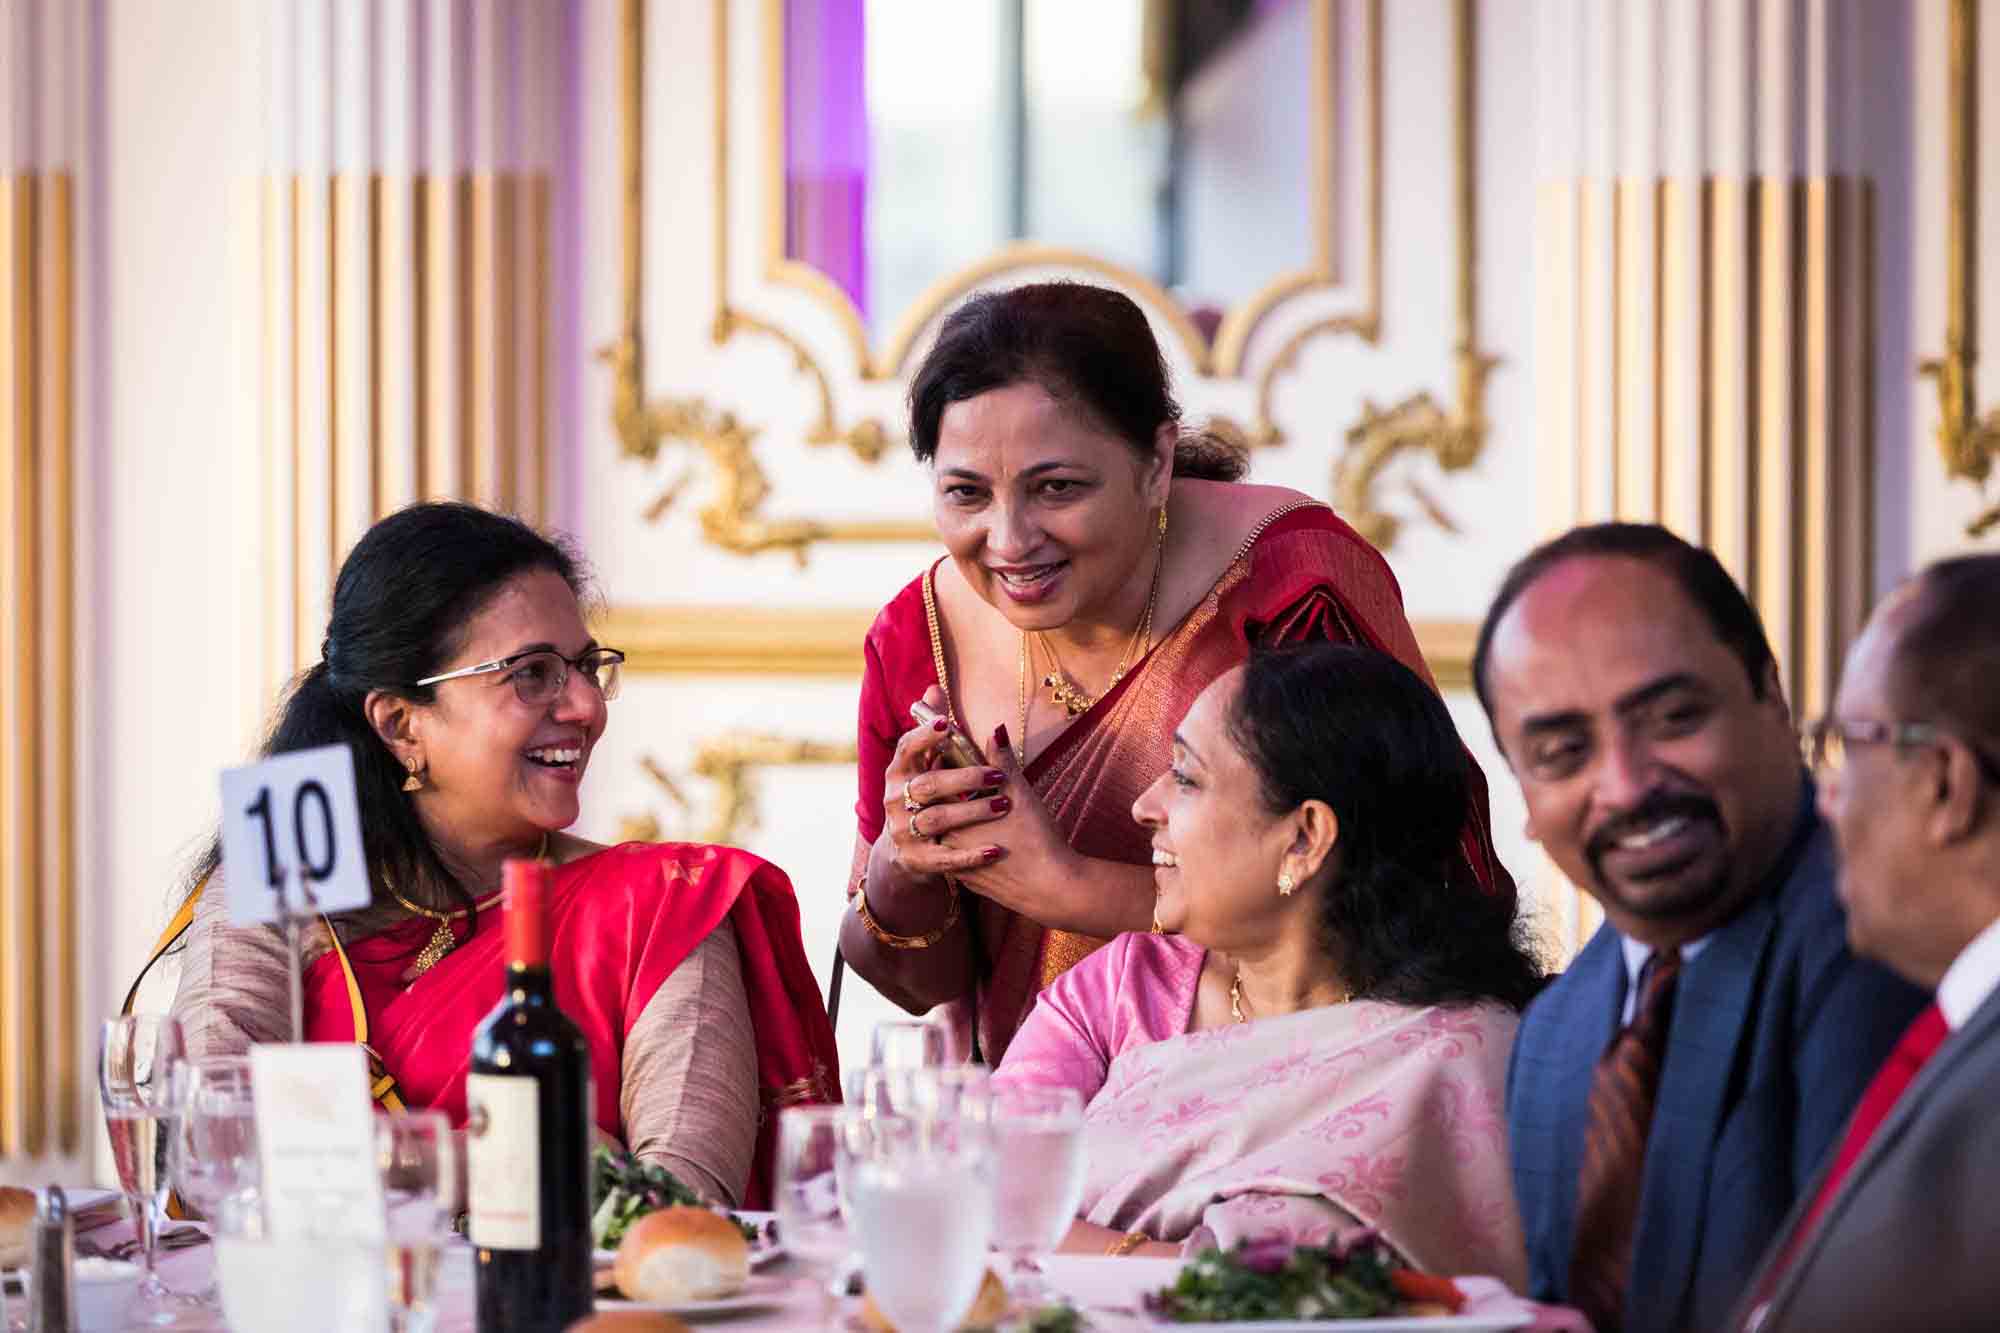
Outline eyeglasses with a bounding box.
[415,647,625,706]
[1800,717,1946,775]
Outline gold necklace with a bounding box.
[1028,510,1167,720]
[1230,965,1352,1025]
[388,832,551,976]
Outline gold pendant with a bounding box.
[411,920,456,976]
[1042,671,1094,717]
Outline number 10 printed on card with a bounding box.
[219,742,372,927]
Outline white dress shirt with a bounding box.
[1935,913,2000,1031]
[1618,933,1715,1026]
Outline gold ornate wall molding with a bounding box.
[0,169,78,1157]
[1331,0,1493,551]
[1917,0,2000,538]
[619,735,859,846]
[606,0,1388,559]
[602,603,1474,690]
[756,0,1367,383]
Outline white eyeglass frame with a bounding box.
[414,646,625,701]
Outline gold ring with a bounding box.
[907,811,923,840]
[902,780,922,813]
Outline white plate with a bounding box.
[595,1272,791,1316]
[1039,1258,1534,1331]
[593,1210,783,1269]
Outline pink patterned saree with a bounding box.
[996,932,1528,1288]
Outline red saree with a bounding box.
[301,842,839,1209]
[853,501,1513,1064]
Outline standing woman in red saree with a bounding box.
[844,281,1514,1064]
[157,502,837,1207]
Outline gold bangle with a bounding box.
[1105,1229,1150,1257]
[853,875,961,950]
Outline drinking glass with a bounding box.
[212,1194,388,1333]
[846,1064,992,1121]
[774,1106,867,1330]
[100,1014,187,1325]
[987,1086,1086,1305]
[168,1055,259,1306]
[846,1114,996,1333]
[377,1111,456,1333]
[867,1018,947,1070]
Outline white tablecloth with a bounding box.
[43,1217,1579,1332]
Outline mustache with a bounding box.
[1586,792,1720,861]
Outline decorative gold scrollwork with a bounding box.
[714,307,895,464]
[1330,0,1492,550]
[1917,0,2000,538]
[622,735,860,846]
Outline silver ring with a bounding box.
[902,780,922,813]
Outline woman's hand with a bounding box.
[876,687,1013,886]
[933,723,1090,917]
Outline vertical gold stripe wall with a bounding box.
[257,172,553,683]
[0,172,78,1157]
[1537,176,1873,717]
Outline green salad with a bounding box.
[588,1146,761,1249]
[1145,1236,1404,1322]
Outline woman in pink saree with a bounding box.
[996,644,1542,1288]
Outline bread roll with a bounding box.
[858,1267,1008,1331]
[612,1207,749,1304]
[0,1186,35,1270]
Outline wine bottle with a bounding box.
[468,857,594,1332]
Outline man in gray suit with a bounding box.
[1737,552,2000,1332]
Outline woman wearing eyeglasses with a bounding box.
[154,502,837,1207]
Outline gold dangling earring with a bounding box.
[1277,870,1297,897]
[1158,505,1168,537]
[402,759,426,793]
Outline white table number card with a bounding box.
[219,743,371,925]
[250,1044,386,1240]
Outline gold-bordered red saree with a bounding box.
[852,501,1513,1064]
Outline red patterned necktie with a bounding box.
[1569,945,1683,1333]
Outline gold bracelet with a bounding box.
[852,875,961,950]
[1105,1229,1150,1257]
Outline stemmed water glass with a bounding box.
[867,1018,948,1070]
[100,1015,187,1326]
[987,1086,1086,1307]
[377,1111,456,1333]
[846,1113,996,1333]
[774,1106,868,1330]
[167,1055,260,1306]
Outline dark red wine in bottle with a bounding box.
[468,857,593,1332]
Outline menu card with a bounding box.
[250,1044,385,1240]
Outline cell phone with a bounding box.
[909,700,987,771]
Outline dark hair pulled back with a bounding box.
[908,281,1248,482]
[1227,644,1544,1011]
[180,501,589,919]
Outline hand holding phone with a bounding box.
[909,700,987,771]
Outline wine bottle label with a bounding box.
[466,1073,541,1250]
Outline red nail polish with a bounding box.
[983,770,1007,786]
[990,796,1012,814]
[933,718,949,731]
[994,724,1011,749]
[982,847,1003,862]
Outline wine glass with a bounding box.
[987,1086,1086,1306]
[846,1063,991,1121]
[846,1114,995,1333]
[377,1111,456,1333]
[100,1015,187,1325]
[867,1018,947,1070]
[774,1106,866,1330]
[167,1056,259,1306]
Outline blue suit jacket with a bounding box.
[1506,810,1929,1333]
